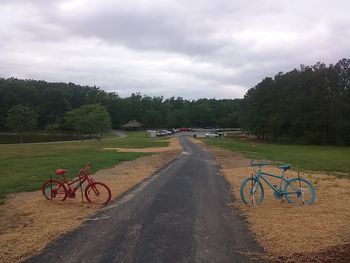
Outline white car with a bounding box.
[205,132,219,138]
[156,130,166,137]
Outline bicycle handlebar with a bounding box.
[77,163,91,177]
[84,162,91,170]
[250,160,270,167]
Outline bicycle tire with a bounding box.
[240,177,264,205]
[85,182,111,205]
[42,179,67,201]
[284,178,316,205]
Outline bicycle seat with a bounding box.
[278,164,290,171]
[250,160,270,166]
[55,169,68,175]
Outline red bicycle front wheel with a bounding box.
[85,182,111,205]
[42,179,67,201]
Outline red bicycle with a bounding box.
[42,163,112,205]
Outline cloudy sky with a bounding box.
[0,0,349,99]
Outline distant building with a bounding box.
[121,120,144,131]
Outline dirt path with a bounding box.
[104,137,180,152]
[194,139,350,262]
[0,139,182,263]
[26,136,265,263]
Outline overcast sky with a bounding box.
[0,0,349,99]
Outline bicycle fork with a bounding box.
[298,172,306,205]
[251,174,258,206]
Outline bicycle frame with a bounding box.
[60,166,95,199]
[66,176,87,193]
[254,167,299,196]
[256,171,286,193]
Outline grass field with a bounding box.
[202,138,350,174]
[0,131,169,203]
[0,130,124,144]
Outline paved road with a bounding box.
[27,137,264,263]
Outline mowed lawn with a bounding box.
[202,138,350,175]
[0,132,169,203]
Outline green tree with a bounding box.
[86,105,112,140]
[241,59,350,145]
[5,105,37,143]
[64,104,111,140]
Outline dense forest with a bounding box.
[1,58,349,145]
[0,78,241,131]
[242,58,350,145]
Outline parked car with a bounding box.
[205,132,219,138]
[156,130,167,137]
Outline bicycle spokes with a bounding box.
[42,180,67,201]
[285,178,316,205]
[85,182,111,205]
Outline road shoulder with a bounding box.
[193,138,350,262]
[0,147,181,263]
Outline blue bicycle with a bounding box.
[240,160,316,206]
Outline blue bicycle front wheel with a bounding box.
[240,177,264,205]
[284,178,316,205]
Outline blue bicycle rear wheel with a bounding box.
[240,177,264,205]
[284,178,316,205]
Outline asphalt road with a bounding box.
[27,137,265,263]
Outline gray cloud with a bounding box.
[0,0,350,99]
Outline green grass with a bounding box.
[202,138,350,174]
[101,131,169,148]
[0,133,81,144]
[0,131,169,203]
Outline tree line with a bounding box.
[0,78,241,135]
[2,57,349,145]
[241,58,350,145]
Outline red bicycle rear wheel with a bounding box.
[84,182,111,205]
[42,179,67,201]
